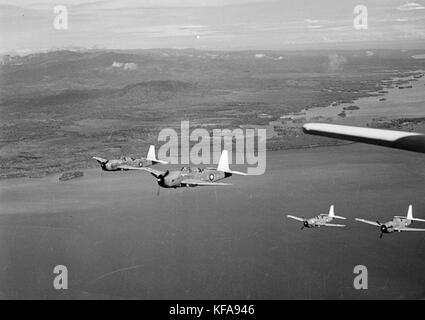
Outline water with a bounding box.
[1,144,424,299]
[303,72,425,126]
[1,71,425,299]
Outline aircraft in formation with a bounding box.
[93,145,167,171]
[91,124,425,232]
[286,204,425,237]
[301,123,425,236]
[287,205,346,229]
[356,205,425,238]
[124,150,247,190]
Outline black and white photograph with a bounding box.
[1,0,425,303]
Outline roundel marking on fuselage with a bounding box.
[209,173,214,181]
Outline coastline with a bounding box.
[1,70,425,181]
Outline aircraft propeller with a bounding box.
[379,223,387,239]
[375,221,387,238]
[301,218,308,230]
[156,170,170,195]
[100,160,109,171]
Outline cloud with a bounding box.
[11,0,278,10]
[123,62,138,70]
[328,53,347,71]
[307,25,324,29]
[2,0,425,53]
[111,61,123,68]
[396,2,425,11]
[115,25,211,38]
[305,18,324,30]
[109,61,138,70]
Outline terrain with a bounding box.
[1,49,425,178]
[1,49,425,300]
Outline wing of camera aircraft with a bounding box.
[303,123,425,153]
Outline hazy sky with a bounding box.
[0,0,424,53]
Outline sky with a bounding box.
[0,0,424,53]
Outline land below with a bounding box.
[1,49,425,300]
[1,48,425,178]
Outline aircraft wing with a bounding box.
[355,218,381,226]
[131,166,165,178]
[394,227,425,232]
[286,215,305,222]
[323,223,345,227]
[394,215,425,223]
[303,123,425,153]
[152,159,168,165]
[116,165,146,170]
[180,179,231,186]
[227,170,249,176]
[93,156,107,164]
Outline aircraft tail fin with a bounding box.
[328,205,334,217]
[407,205,413,220]
[406,205,425,222]
[146,145,168,164]
[216,150,247,176]
[328,205,346,220]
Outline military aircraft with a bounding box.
[93,145,167,171]
[128,150,247,190]
[287,205,346,229]
[356,205,425,238]
[302,123,425,153]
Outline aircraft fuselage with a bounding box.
[159,167,231,188]
[380,217,412,233]
[101,158,154,171]
[304,214,335,228]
